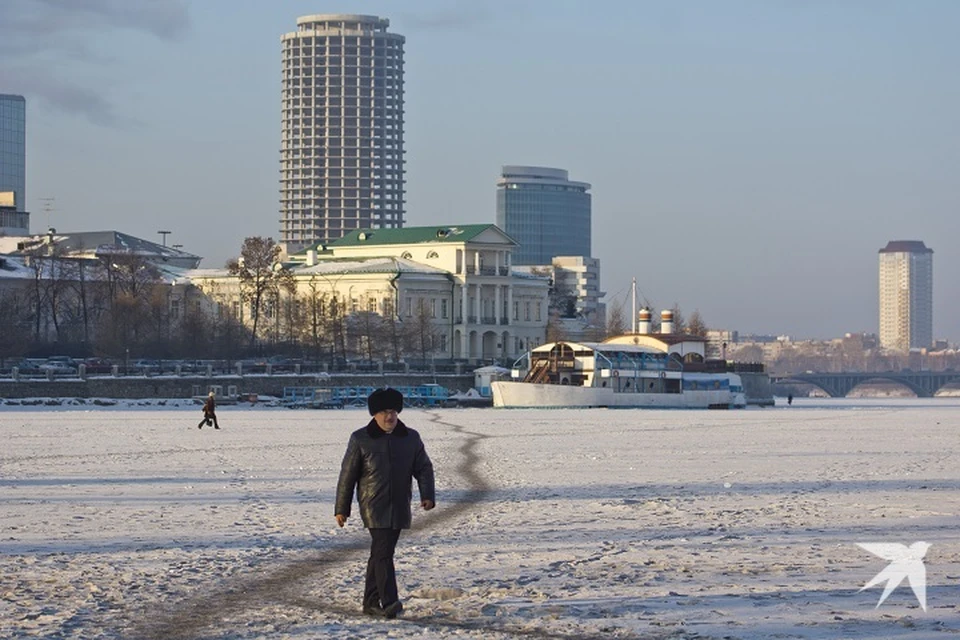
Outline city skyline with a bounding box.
[2,1,958,341]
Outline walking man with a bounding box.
[335,388,435,618]
[198,391,220,429]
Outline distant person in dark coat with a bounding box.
[198,391,220,429]
[787,394,794,406]
[335,388,435,619]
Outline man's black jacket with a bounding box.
[335,419,435,529]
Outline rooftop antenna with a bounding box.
[39,196,55,230]
[631,277,637,334]
[157,230,171,247]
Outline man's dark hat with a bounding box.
[368,387,403,416]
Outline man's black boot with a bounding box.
[383,600,403,619]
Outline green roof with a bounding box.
[330,224,512,247]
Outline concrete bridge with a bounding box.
[770,371,960,398]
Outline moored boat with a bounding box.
[492,336,746,410]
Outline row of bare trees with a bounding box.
[596,296,708,339]
[0,237,445,367]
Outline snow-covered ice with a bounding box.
[2,398,960,639]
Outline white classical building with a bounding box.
[188,224,550,363]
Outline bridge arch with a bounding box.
[770,371,960,398]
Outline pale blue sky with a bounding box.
[2,0,958,340]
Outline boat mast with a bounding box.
[631,277,637,334]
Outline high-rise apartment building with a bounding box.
[0,94,28,235]
[280,14,405,255]
[496,166,591,265]
[878,240,933,351]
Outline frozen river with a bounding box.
[2,398,960,639]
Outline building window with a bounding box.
[441,299,448,319]
[525,302,531,321]
[405,297,413,317]
[171,299,181,319]
[514,301,519,320]
[535,302,542,322]
[440,334,447,352]
[430,298,437,318]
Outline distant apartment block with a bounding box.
[280,15,405,255]
[878,240,933,351]
[0,94,28,235]
[496,166,591,265]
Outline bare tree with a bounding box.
[227,237,292,350]
[686,310,707,337]
[0,288,31,365]
[670,304,686,334]
[347,310,386,362]
[300,277,330,363]
[326,295,349,367]
[605,298,627,337]
[99,252,162,353]
[406,298,440,365]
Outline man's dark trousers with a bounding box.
[364,528,402,608]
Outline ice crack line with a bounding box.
[132,411,494,640]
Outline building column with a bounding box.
[495,284,502,325]
[460,282,469,358]
[507,285,513,326]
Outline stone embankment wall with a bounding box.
[0,371,776,406]
[0,374,476,400]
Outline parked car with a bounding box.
[39,359,78,375]
[134,359,161,373]
[14,358,45,374]
[81,357,113,374]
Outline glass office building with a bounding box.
[280,15,405,254]
[496,166,591,265]
[0,94,27,234]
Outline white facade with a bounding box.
[551,256,605,324]
[878,240,933,351]
[320,226,550,362]
[188,225,550,363]
[280,15,405,254]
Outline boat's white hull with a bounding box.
[491,380,738,409]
